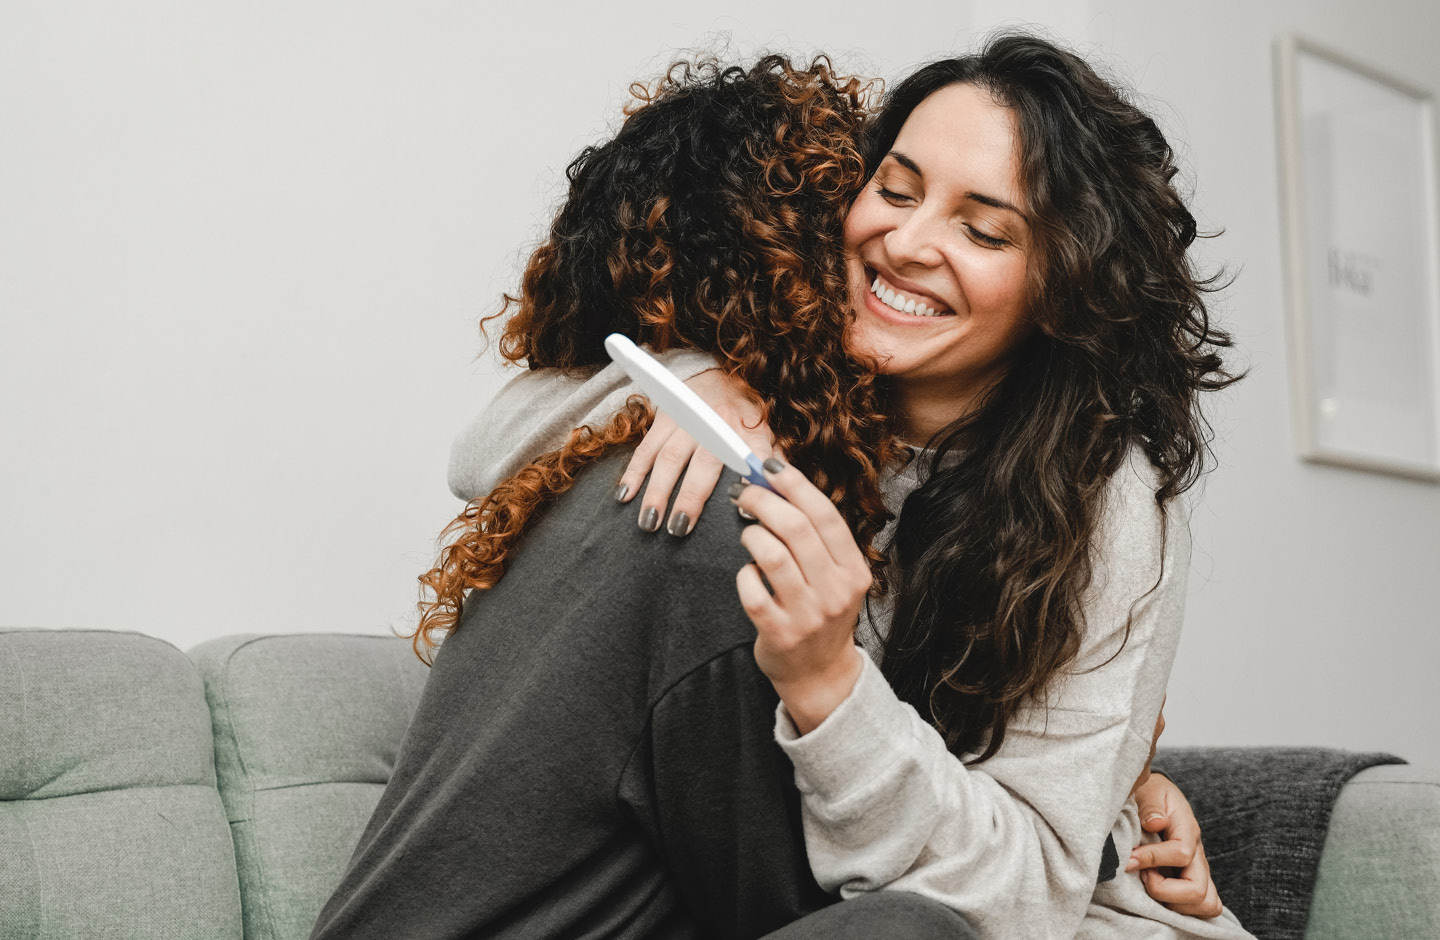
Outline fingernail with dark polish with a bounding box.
[639,507,661,532]
[763,456,786,474]
[613,482,629,502]
[726,482,746,501]
[666,512,691,537]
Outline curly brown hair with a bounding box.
[410,55,907,663]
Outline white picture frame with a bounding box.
[1275,35,1440,482]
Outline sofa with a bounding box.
[1,627,1435,940]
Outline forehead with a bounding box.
[891,83,1025,210]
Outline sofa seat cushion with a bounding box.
[0,629,243,940]
[189,633,428,940]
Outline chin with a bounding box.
[842,317,903,374]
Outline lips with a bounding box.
[867,269,954,318]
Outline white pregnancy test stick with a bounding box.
[603,334,776,492]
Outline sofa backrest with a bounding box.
[0,628,244,940]
[189,633,429,940]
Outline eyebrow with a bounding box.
[886,149,1027,221]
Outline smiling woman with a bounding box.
[844,81,1036,440]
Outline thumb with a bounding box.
[1141,811,1171,834]
[1135,785,1172,833]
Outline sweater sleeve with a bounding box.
[447,348,720,502]
[774,450,1191,940]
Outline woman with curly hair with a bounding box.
[312,54,971,940]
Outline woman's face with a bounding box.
[843,82,1035,431]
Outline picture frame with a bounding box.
[1274,35,1440,482]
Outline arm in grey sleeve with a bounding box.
[447,348,720,502]
[774,450,1191,940]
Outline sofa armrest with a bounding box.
[1305,763,1440,940]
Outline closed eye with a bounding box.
[965,224,1008,248]
[875,186,914,205]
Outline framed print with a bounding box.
[1275,35,1440,481]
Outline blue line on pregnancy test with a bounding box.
[603,334,778,493]
[741,453,772,489]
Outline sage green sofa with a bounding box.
[1,627,1435,940]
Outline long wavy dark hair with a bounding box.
[874,34,1241,762]
[410,55,907,662]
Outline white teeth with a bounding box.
[870,272,948,317]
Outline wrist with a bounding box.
[773,646,864,736]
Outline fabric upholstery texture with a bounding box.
[1305,763,1440,940]
[0,628,243,940]
[189,633,428,940]
[1154,746,1406,940]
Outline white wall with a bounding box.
[2,0,1436,767]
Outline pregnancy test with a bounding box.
[603,334,777,492]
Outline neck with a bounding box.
[895,345,1030,446]
[897,377,986,446]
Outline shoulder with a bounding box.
[1093,445,1190,579]
[1070,446,1192,664]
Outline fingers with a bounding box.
[616,412,679,505]
[1128,807,1199,872]
[615,409,737,537]
[634,430,699,533]
[736,562,785,632]
[739,522,817,615]
[664,448,725,537]
[1172,877,1223,919]
[1128,836,1193,872]
[1139,846,1223,917]
[734,458,869,575]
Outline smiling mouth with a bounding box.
[867,269,954,318]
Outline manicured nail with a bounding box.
[613,482,629,502]
[762,456,786,474]
[1125,857,1139,872]
[666,512,691,537]
[639,507,660,532]
[726,482,745,501]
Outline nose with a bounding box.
[883,208,946,269]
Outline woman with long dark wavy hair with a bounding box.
[315,34,1250,940]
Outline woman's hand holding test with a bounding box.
[729,459,870,735]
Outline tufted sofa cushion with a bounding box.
[0,628,243,940]
[189,633,429,940]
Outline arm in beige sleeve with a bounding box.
[774,451,1189,940]
[446,348,720,502]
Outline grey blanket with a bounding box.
[1153,747,1405,940]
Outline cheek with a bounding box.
[842,191,885,252]
[966,253,1030,324]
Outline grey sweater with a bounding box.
[449,356,1255,940]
